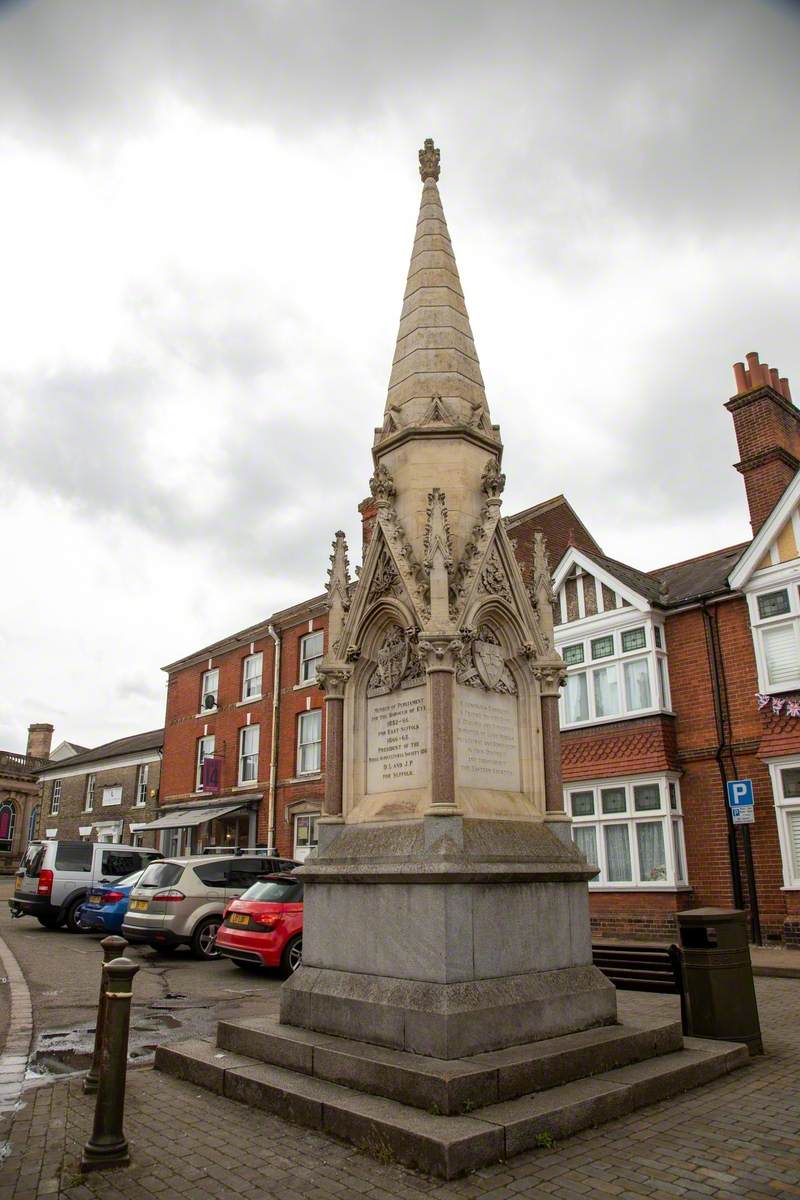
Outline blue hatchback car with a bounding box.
[77,869,145,934]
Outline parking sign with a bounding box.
[727,779,755,825]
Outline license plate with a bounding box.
[88,895,102,905]
[130,899,148,912]
[229,913,249,926]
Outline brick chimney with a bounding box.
[726,351,800,534]
[26,723,53,761]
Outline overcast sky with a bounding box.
[2,0,799,752]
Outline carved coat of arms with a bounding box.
[375,626,408,692]
[473,631,506,690]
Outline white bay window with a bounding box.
[567,775,687,888]
[557,622,667,728]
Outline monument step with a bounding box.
[215,1014,683,1113]
[155,1033,748,1179]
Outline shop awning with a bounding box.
[136,798,260,831]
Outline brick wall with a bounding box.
[506,497,601,586]
[40,759,161,847]
[589,891,689,940]
[162,606,328,856]
[161,634,276,803]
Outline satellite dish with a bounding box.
[203,694,216,710]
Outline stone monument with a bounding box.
[282,136,616,1053]
[157,140,748,1177]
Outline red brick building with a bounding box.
[156,597,328,861]
[549,353,800,946]
[155,352,800,944]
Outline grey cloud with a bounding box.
[3,0,800,240]
[0,353,367,589]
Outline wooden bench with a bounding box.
[592,940,687,1031]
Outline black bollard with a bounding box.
[81,956,140,1173]
[84,935,128,1095]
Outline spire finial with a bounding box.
[419,138,440,182]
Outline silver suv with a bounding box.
[10,840,162,933]
[121,853,298,960]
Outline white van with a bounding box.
[10,840,161,933]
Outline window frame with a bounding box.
[135,763,148,807]
[299,631,324,684]
[196,735,216,791]
[238,725,260,785]
[101,786,122,807]
[767,756,800,889]
[0,802,16,851]
[294,813,319,857]
[50,779,62,816]
[84,774,95,813]
[200,668,219,713]
[557,618,670,729]
[748,582,800,694]
[241,652,263,701]
[565,775,687,890]
[297,710,322,776]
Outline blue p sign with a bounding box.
[727,779,754,808]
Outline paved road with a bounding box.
[0,877,282,1078]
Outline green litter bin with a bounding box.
[676,908,763,1055]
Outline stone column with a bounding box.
[419,637,460,814]
[534,661,567,814]
[317,668,350,818]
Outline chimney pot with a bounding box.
[746,351,764,388]
[781,377,792,402]
[733,362,748,393]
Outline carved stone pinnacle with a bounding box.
[419,138,440,182]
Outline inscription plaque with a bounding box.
[367,685,428,793]
[455,684,520,791]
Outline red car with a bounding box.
[215,874,303,975]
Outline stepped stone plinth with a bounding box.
[156,1016,747,1178]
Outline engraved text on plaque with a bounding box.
[455,684,520,791]
[367,685,429,793]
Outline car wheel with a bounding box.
[36,914,62,930]
[191,917,221,960]
[280,935,302,977]
[65,900,90,934]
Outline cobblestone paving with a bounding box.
[0,981,797,1199]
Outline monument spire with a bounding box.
[382,138,492,436]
